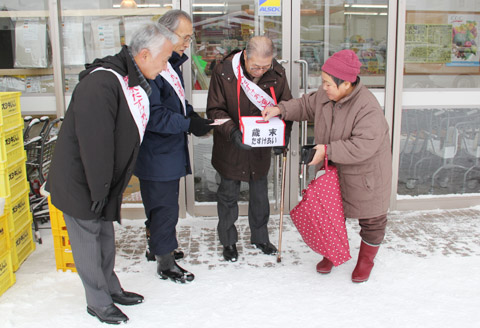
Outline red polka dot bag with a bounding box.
[290,146,351,266]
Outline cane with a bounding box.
[277,147,288,263]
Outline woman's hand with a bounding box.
[262,106,281,121]
[308,144,326,166]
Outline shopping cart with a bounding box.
[24,116,63,243]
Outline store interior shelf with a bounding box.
[0,10,48,18]
[62,8,169,17]
[0,69,53,76]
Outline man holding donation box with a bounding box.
[207,36,292,262]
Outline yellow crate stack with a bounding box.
[48,197,76,272]
[0,92,35,287]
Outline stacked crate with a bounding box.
[0,92,35,289]
[48,197,76,272]
[0,207,15,297]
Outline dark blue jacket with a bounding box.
[134,52,194,181]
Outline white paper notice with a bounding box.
[210,118,231,126]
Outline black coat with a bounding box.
[46,46,145,221]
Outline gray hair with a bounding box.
[128,23,177,58]
[158,9,192,31]
[245,36,277,59]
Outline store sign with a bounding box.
[258,0,281,17]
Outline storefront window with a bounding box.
[398,1,480,197]
[60,0,173,95]
[403,1,480,89]
[301,0,388,90]
[0,1,52,94]
[190,1,283,90]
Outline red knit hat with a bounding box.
[321,49,362,82]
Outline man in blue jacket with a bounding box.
[134,10,212,283]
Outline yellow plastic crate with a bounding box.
[53,244,76,273]
[0,158,29,198]
[0,212,11,255]
[48,198,76,272]
[0,92,21,128]
[1,113,22,133]
[4,191,30,234]
[48,197,68,236]
[0,249,15,297]
[10,220,35,271]
[0,126,25,165]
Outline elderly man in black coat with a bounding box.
[46,23,176,324]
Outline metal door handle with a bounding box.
[295,59,310,190]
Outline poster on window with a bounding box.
[258,0,281,17]
[14,19,48,68]
[404,24,452,63]
[447,14,479,67]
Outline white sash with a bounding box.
[232,52,276,111]
[91,68,150,142]
[160,62,187,116]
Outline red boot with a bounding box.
[316,257,334,274]
[351,241,380,283]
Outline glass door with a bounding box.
[289,0,391,209]
[185,0,291,216]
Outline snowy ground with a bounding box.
[1,206,480,328]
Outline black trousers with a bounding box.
[139,179,179,256]
[217,175,270,246]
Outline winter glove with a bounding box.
[188,110,201,119]
[188,116,214,136]
[273,134,290,155]
[91,197,108,215]
[230,128,252,151]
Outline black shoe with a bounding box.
[146,249,184,262]
[223,244,238,262]
[87,304,128,325]
[253,242,278,255]
[156,254,194,283]
[111,289,144,306]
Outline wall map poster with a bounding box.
[447,14,479,67]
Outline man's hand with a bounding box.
[262,106,281,121]
[188,116,214,136]
[230,129,252,151]
[91,197,108,215]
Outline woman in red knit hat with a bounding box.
[262,49,392,283]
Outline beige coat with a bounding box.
[278,82,392,219]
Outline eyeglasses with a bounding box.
[249,63,273,72]
[173,31,195,44]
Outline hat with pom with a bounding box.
[321,49,362,82]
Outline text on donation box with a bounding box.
[240,116,285,147]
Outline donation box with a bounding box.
[240,116,285,147]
